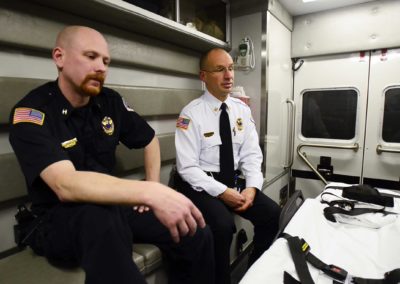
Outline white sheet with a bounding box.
[240,188,400,283]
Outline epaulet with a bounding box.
[182,97,202,111]
[17,82,56,109]
[230,97,248,107]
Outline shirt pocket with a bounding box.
[95,136,119,170]
[232,131,244,152]
[201,135,221,163]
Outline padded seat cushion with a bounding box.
[0,244,162,283]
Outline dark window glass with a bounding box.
[301,89,358,139]
[382,88,400,143]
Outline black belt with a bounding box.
[205,170,246,191]
[282,234,400,284]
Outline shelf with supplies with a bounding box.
[31,0,231,52]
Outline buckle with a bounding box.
[324,265,348,282]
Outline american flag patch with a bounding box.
[176,117,190,130]
[13,107,45,126]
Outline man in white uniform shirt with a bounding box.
[174,48,280,284]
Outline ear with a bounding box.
[52,47,64,69]
[199,71,206,82]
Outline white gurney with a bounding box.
[240,185,400,283]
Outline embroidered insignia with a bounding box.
[122,97,134,112]
[102,116,114,135]
[204,132,214,137]
[176,117,190,130]
[13,108,45,125]
[236,118,243,131]
[62,109,68,115]
[61,138,78,149]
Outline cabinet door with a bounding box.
[363,49,400,188]
[264,12,293,183]
[292,52,370,197]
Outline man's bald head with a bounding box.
[52,26,111,104]
[55,26,106,49]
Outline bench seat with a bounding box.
[0,244,162,283]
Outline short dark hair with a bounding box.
[199,48,229,70]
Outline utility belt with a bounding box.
[14,203,50,256]
[282,233,400,284]
[204,170,246,191]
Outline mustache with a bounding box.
[84,73,105,84]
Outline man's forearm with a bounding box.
[144,136,161,182]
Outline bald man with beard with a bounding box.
[9,26,215,284]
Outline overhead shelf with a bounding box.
[31,0,230,52]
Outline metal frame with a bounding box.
[297,143,359,185]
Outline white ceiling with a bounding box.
[278,0,376,16]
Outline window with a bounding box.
[301,89,358,139]
[382,87,400,143]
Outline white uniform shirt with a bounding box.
[175,90,263,197]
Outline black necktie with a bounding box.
[219,103,235,187]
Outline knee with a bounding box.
[192,225,213,246]
[75,205,127,238]
[210,216,236,243]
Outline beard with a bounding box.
[80,73,105,96]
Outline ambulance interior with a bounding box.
[0,0,399,283]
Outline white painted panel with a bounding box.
[363,48,400,183]
[0,50,200,89]
[292,0,400,58]
[268,0,293,31]
[265,13,293,182]
[231,12,263,133]
[293,52,370,195]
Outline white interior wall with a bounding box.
[231,12,263,134]
[292,0,400,58]
[264,12,293,183]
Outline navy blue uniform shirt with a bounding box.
[9,80,154,209]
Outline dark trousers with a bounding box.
[175,175,280,284]
[30,203,215,284]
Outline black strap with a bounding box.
[323,205,397,223]
[286,236,315,284]
[283,234,400,284]
[283,234,348,283]
[284,271,301,284]
[219,103,235,187]
[352,269,400,284]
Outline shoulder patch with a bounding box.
[13,107,45,126]
[176,117,190,130]
[122,97,134,112]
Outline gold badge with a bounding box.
[236,118,243,131]
[102,116,114,135]
[204,132,214,137]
